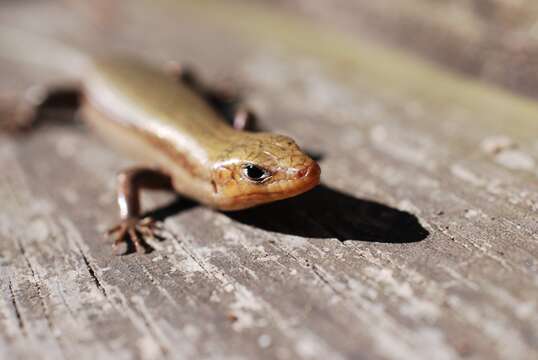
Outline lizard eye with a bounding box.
[242,164,271,183]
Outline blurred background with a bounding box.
[4,0,538,98]
[261,0,538,99]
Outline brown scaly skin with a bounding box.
[211,133,320,210]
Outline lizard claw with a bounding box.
[106,217,163,255]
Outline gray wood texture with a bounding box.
[1,1,537,359]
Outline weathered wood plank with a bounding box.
[1,1,537,359]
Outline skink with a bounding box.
[0,29,321,253]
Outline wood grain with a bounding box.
[0,1,537,359]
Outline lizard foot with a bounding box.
[0,96,36,134]
[106,217,163,255]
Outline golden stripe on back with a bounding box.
[85,56,238,162]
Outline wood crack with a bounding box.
[80,251,108,298]
[311,264,343,297]
[8,280,26,337]
[270,241,344,297]
[16,238,67,357]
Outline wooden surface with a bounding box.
[1,1,537,359]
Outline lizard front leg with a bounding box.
[107,167,173,254]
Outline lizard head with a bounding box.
[211,133,320,210]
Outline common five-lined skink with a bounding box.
[0,28,321,254]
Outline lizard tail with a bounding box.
[0,26,90,77]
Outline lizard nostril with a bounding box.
[298,162,321,178]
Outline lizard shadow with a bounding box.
[146,184,429,244]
